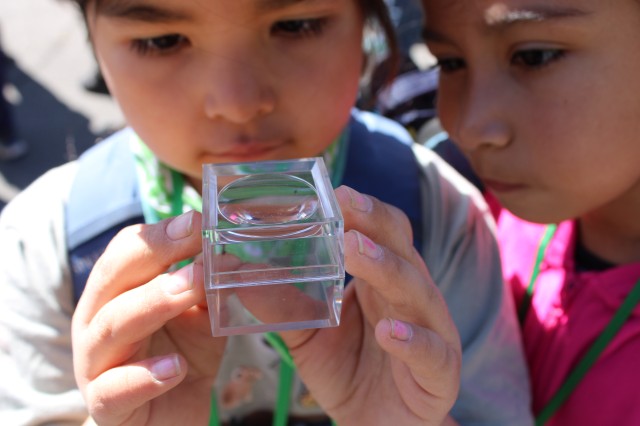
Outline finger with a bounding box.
[84,354,187,425]
[233,271,335,330]
[345,230,458,342]
[76,211,203,324]
[77,262,207,380]
[375,318,461,418]
[335,186,415,264]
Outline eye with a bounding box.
[271,18,328,38]
[436,57,466,74]
[512,49,565,68]
[131,34,188,56]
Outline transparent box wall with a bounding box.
[202,158,344,336]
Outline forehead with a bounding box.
[84,0,371,27]
[90,0,358,14]
[422,0,598,26]
[84,0,345,28]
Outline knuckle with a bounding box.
[380,251,413,300]
[387,203,414,244]
[112,223,147,248]
[386,248,404,278]
[90,306,117,345]
[85,383,111,423]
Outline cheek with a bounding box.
[105,60,176,111]
[326,59,362,110]
[434,84,459,135]
[315,21,364,106]
[104,54,196,140]
[110,77,180,152]
[287,41,363,143]
[293,70,358,151]
[105,68,199,173]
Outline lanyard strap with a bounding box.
[206,331,296,426]
[536,277,640,425]
[521,225,640,425]
[264,332,296,426]
[518,224,557,325]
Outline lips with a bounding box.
[206,138,286,162]
[466,160,525,193]
[221,140,280,155]
[481,178,527,193]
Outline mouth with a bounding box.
[210,138,286,162]
[481,178,527,193]
[466,157,527,194]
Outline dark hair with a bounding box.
[359,0,400,69]
[359,0,401,97]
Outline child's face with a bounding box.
[424,0,640,223]
[86,0,364,188]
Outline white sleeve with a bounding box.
[0,164,87,426]
[413,144,533,426]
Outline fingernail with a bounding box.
[388,318,413,341]
[347,187,372,212]
[356,231,382,259]
[163,263,194,295]
[150,354,181,381]
[167,211,194,240]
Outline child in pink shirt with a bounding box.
[420,0,640,424]
[499,212,640,425]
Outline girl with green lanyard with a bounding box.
[52,0,535,425]
[421,0,640,424]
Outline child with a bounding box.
[421,0,640,424]
[0,0,532,425]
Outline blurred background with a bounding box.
[0,0,124,210]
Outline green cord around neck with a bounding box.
[519,224,640,425]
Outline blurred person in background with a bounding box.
[0,27,28,161]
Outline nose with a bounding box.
[203,56,276,124]
[450,72,512,152]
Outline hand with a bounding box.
[279,186,462,426]
[72,211,226,426]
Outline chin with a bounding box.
[499,200,567,225]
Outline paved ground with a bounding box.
[0,0,124,211]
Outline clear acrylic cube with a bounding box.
[202,158,344,336]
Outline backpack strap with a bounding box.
[66,128,144,304]
[425,131,484,191]
[343,110,423,253]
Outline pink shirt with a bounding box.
[498,211,640,425]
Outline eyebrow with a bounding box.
[484,4,590,27]
[423,5,590,43]
[97,0,194,22]
[256,0,314,13]
[98,0,321,22]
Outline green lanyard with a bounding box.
[519,225,640,425]
[208,332,298,426]
[517,224,558,325]
[207,136,347,426]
